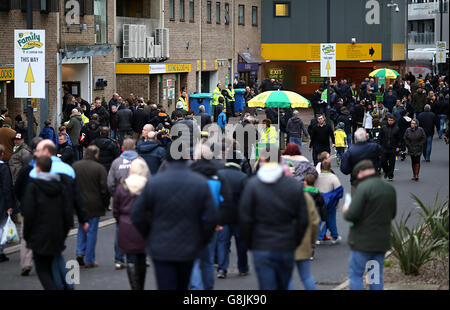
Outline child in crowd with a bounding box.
[218,107,227,133]
[334,122,347,166]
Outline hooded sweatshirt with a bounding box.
[107,150,142,195]
[286,116,308,138]
[136,140,166,175]
[239,163,309,252]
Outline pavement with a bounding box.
[0,109,448,290]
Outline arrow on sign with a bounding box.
[326,60,331,76]
[369,47,375,57]
[25,64,35,97]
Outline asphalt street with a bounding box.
[0,110,448,290]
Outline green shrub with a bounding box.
[390,197,447,276]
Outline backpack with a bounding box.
[306,191,328,222]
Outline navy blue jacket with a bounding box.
[131,162,218,262]
[218,164,248,224]
[340,141,382,183]
[136,140,166,175]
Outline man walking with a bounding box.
[239,149,309,290]
[417,104,440,162]
[92,97,110,127]
[107,138,143,270]
[73,145,110,268]
[131,152,218,290]
[136,131,166,175]
[340,128,382,193]
[378,115,401,181]
[343,160,396,290]
[90,127,121,172]
[8,133,32,182]
[116,103,134,147]
[308,114,335,166]
[286,110,309,153]
[66,108,83,161]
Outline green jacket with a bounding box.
[344,175,396,253]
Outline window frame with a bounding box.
[94,0,107,44]
[180,0,185,21]
[238,4,245,25]
[224,2,230,25]
[273,2,290,18]
[189,0,195,23]
[252,6,258,26]
[207,1,212,24]
[169,0,175,21]
[216,2,221,24]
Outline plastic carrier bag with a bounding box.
[0,215,20,245]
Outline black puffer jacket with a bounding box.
[132,108,150,133]
[116,107,133,131]
[378,123,401,153]
[218,163,248,224]
[239,164,309,252]
[22,174,72,256]
[90,137,120,172]
[340,141,382,183]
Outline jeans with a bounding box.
[114,224,125,263]
[349,250,385,290]
[51,253,74,290]
[336,147,345,163]
[72,146,82,162]
[422,135,433,161]
[216,224,249,274]
[346,132,352,148]
[317,207,338,240]
[289,136,303,153]
[153,259,194,290]
[287,259,317,290]
[110,129,117,140]
[252,250,294,290]
[117,130,133,147]
[189,232,217,290]
[76,217,100,264]
[437,114,447,138]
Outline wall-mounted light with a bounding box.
[387,1,399,12]
[351,38,356,44]
[186,42,190,50]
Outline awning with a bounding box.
[62,44,114,58]
[239,52,265,64]
[62,57,89,64]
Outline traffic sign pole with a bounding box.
[26,0,33,146]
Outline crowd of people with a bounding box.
[0,71,448,291]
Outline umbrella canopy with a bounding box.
[248,90,310,108]
[369,68,400,79]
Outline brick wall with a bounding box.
[117,74,150,100]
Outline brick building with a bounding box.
[115,0,262,115]
[0,0,115,131]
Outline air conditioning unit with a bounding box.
[155,28,169,58]
[137,25,147,58]
[146,37,155,58]
[154,45,162,58]
[123,24,138,58]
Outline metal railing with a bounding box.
[408,32,435,45]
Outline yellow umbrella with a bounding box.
[369,68,400,79]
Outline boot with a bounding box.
[126,263,140,290]
[415,163,420,181]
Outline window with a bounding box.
[189,0,194,22]
[274,2,290,17]
[180,0,185,21]
[94,0,107,44]
[252,6,258,26]
[207,1,212,23]
[238,5,245,25]
[169,0,175,20]
[216,2,221,24]
[225,3,230,24]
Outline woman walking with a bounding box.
[113,158,149,290]
[404,119,426,181]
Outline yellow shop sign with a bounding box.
[0,68,14,81]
